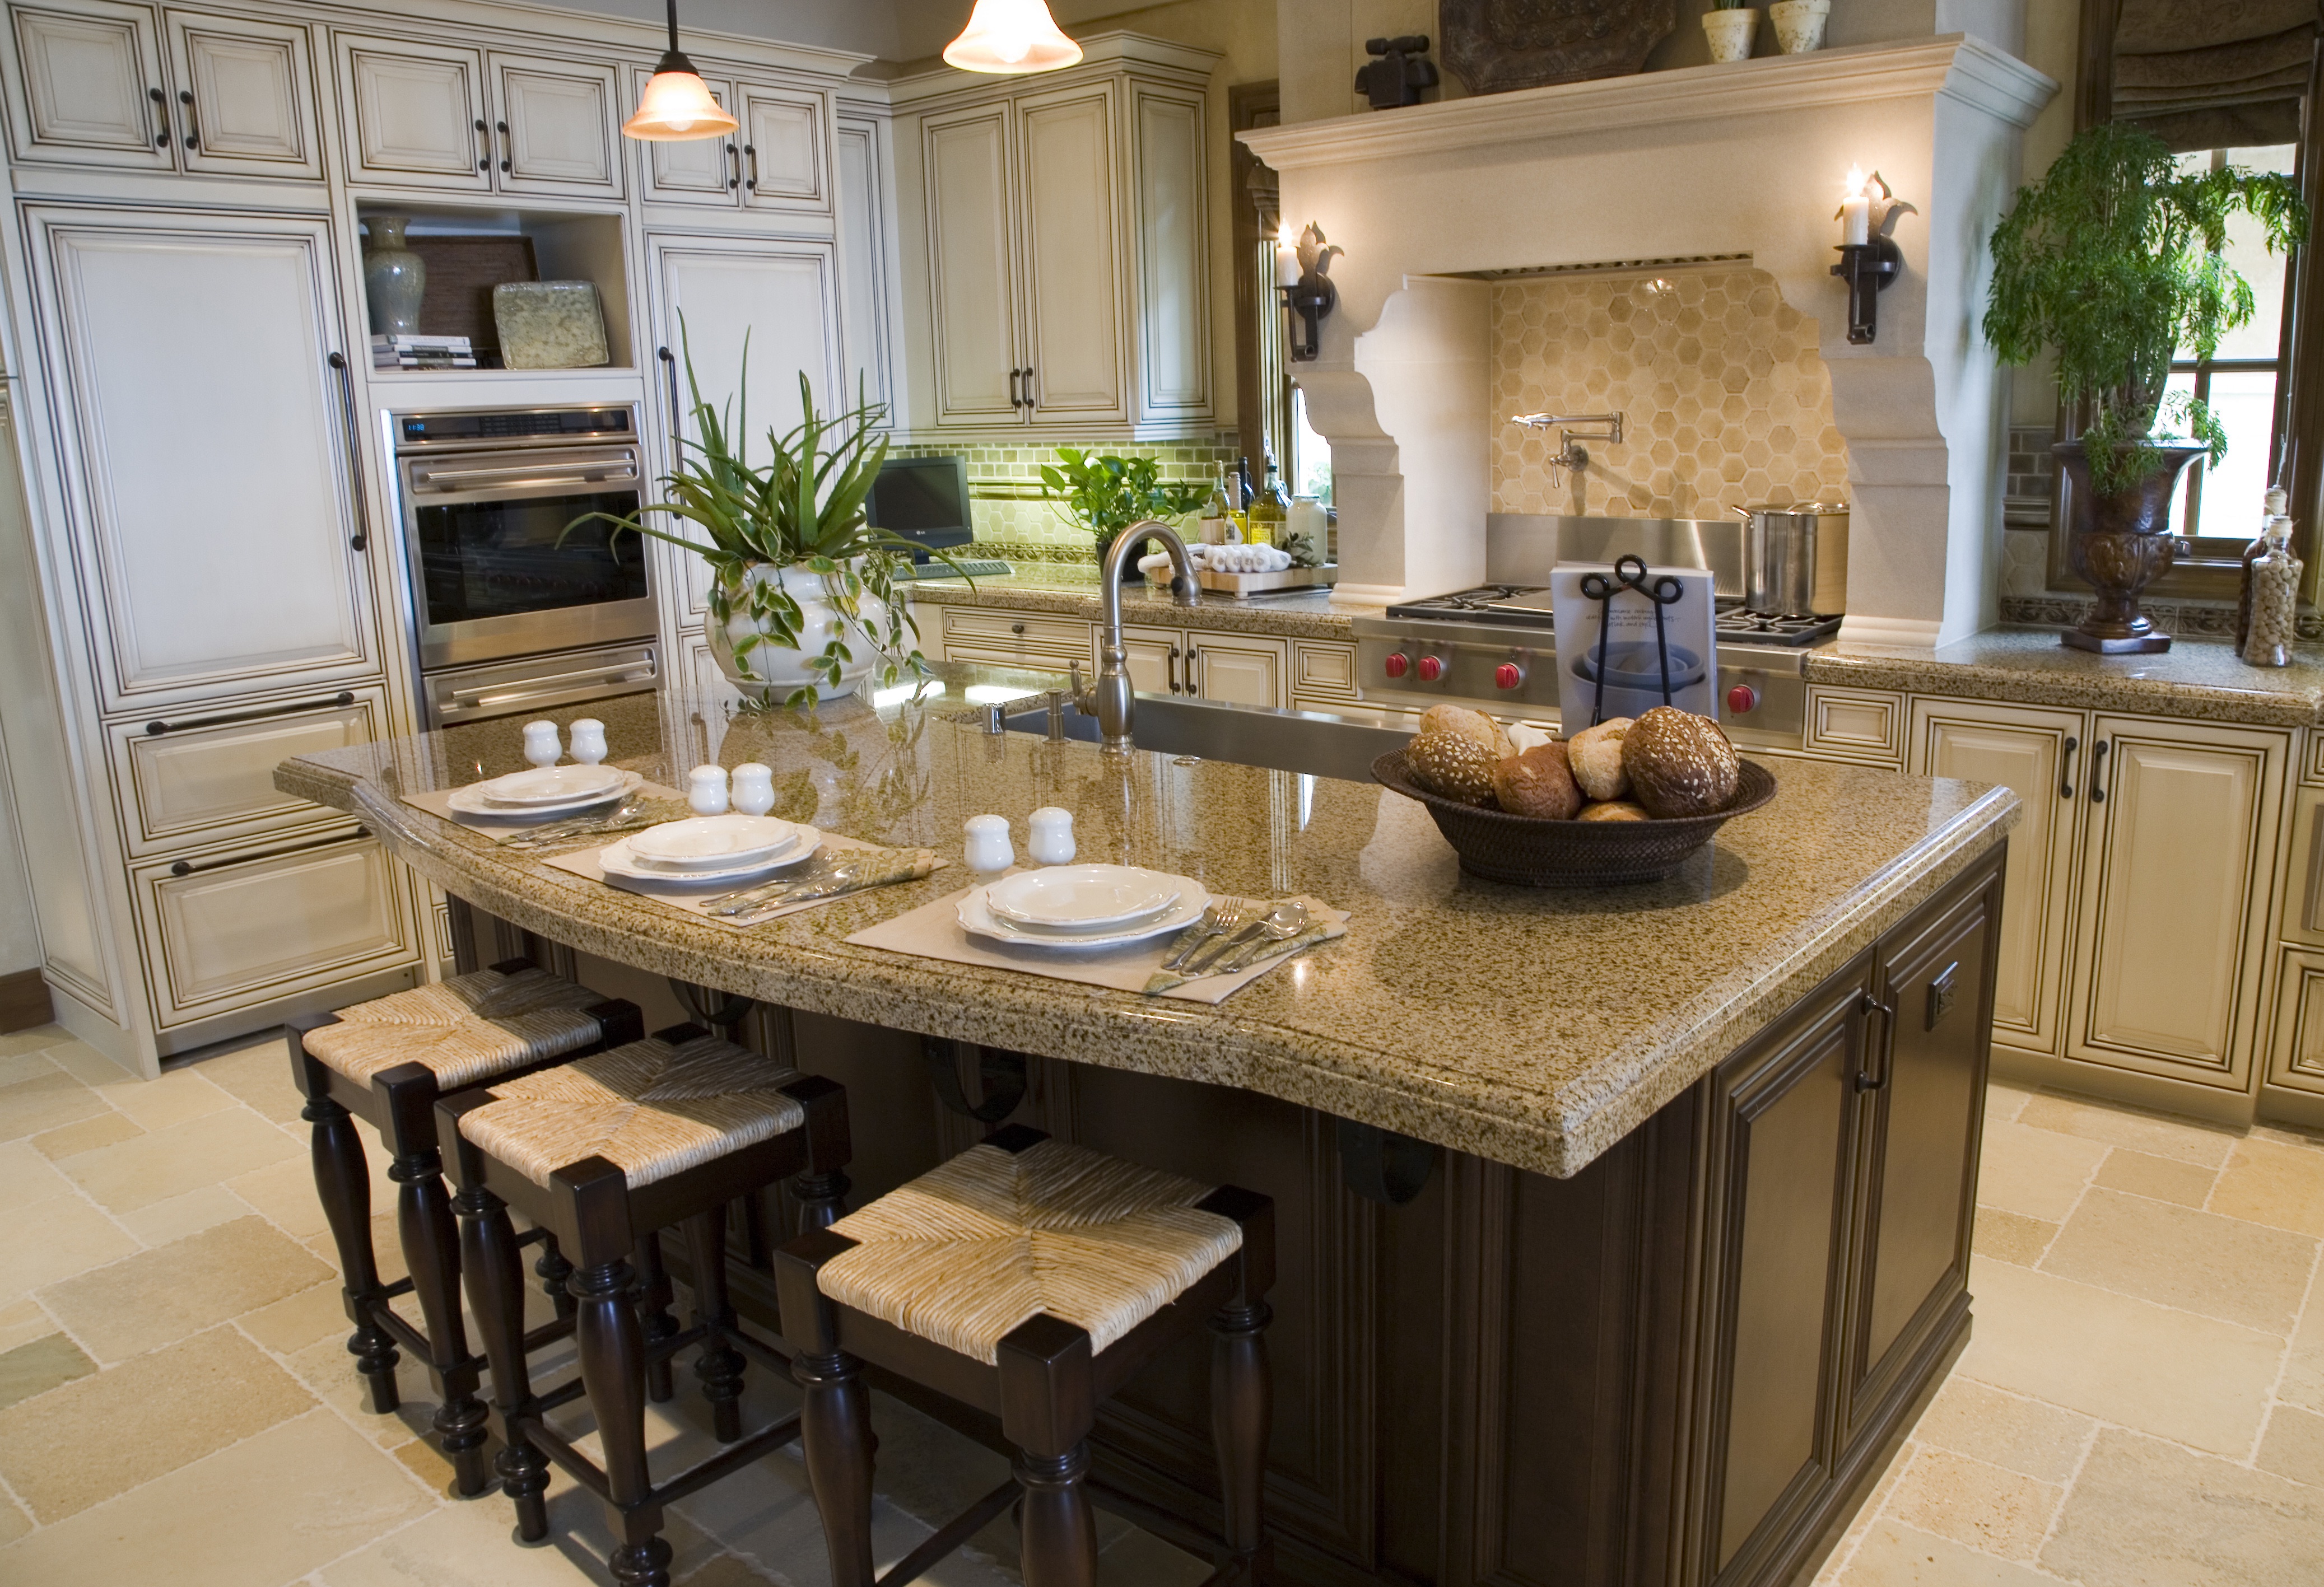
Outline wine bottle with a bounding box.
[1249,455,1289,549]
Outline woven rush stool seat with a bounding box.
[779,1126,1275,1587]
[440,1023,852,1587]
[288,959,641,1498]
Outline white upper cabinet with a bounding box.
[1015,81,1125,423]
[833,115,895,420]
[923,102,1020,426]
[4,0,319,179]
[635,65,738,204]
[1129,82,1208,419]
[337,35,621,197]
[740,82,828,213]
[34,208,378,710]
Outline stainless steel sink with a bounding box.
[1002,694,1410,782]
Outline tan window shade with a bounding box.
[2111,0,2319,150]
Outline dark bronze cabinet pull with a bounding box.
[723,142,739,189]
[2089,739,2111,803]
[1852,988,1895,1090]
[1022,366,1037,409]
[148,86,169,147]
[1184,643,1200,696]
[170,827,368,877]
[658,347,683,473]
[2059,735,2078,799]
[325,352,369,551]
[743,143,758,189]
[1166,645,1180,693]
[178,88,197,149]
[147,691,356,737]
[495,119,510,172]
[474,117,489,170]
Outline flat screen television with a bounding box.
[864,454,972,557]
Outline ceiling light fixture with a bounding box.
[943,0,1083,75]
[623,0,738,142]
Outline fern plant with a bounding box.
[569,319,965,707]
[1985,122,2307,497]
[1037,447,1207,561]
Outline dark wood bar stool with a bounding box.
[439,1022,851,1587]
[289,958,643,1495]
[777,1124,1275,1587]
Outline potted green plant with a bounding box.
[570,326,962,706]
[1985,122,2307,652]
[1037,447,1207,577]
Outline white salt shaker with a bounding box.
[730,763,776,818]
[687,765,730,815]
[521,720,562,768]
[963,814,1014,875]
[567,718,608,765]
[1026,807,1075,866]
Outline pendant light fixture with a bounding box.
[943,0,1082,74]
[623,0,738,141]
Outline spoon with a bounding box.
[1187,899,1304,974]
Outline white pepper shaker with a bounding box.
[521,720,562,768]
[730,763,776,818]
[1026,806,1075,865]
[567,718,608,765]
[687,764,730,815]
[963,814,1014,875]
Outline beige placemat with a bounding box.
[540,831,944,931]
[400,780,690,844]
[846,888,1348,1005]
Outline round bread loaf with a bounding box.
[1576,800,1651,823]
[1419,703,1510,759]
[1492,741,1582,819]
[1407,729,1498,805]
[1567,717,1633,802]
[1620,707,1740,818]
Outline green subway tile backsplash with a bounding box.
[891,432,1242,556]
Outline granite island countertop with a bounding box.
[278,665,2017,1178]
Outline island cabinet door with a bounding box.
[1685,958,1869,1587]
[1837,851,2002,1455]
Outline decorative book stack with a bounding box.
[371,334,477,370]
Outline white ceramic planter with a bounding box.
[1702,7,1759,62]
[706,560,891,702]
[1769,0,1829,54]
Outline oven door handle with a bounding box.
[446,659,656,708]
[409,462,641,492]
[325,351,369,552]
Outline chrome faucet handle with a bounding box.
[1044,689,1069,742]
[1068,659,1090,710]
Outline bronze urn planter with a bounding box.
[2056,438,2205,655]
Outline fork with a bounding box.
[500,792,653,849]
[1162,897,1249,971]
[1209,901,1311,975]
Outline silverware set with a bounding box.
[1160,898,1313,978]
[703,847,939,925]
[496,793,684,852]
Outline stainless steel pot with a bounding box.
[1737,502,1850,617]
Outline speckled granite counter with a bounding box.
[906,566,1378,641]
[278,666,2015,1178]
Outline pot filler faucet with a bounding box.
[1512,410,1624,487]
[1072,517,1201,752]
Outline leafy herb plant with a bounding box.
[1037,447,1207,561]
[569,321,964,707]
[1985,122,2307,496]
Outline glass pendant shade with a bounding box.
[624,54,735,141]
[943,0,1082,74]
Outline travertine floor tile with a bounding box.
[93,1066,235,1131]
[0,1069,107,1142]
[0,1299,55,1355]
[1814,1430,1917,1584]
[1836,1519,2056,1585]
[58,1105,299,1213]
[1959,1257,2280,1454]
[284,1332,440,1450]
[678,1554,780,1587]
[0,1408,431,1586]
[0,1332,93,1411]
[1913,1379,2092,1484]
[230,1140,397,1243]
[1973,1121,2104,1221]
[0,1139,71,1212]
[2282,1266,2324,1417]
[1092,1521,1213,1586]
[31,1110,141,1158]
[118,1183,251,1246]
[2018,1092,2238,1166]
[2210,1137,2324,1235]
[2257,1404,2324,1489]
[1968,1209,2054,1266]
[1881,1448,2060,1562]
[239,1279,350,1354]
[189,1034,305,1125]
[41,1037,136,1085]
[0,1024,69,1059]
[2092,1147,2216,1207]
[2038,1187,2317,1333]
[0,1327,313,1521]
[1983,1081,2032,1127]
[0,1494,25,1547]
[0,1192,134,1306]
[39,1215,332,1362]
[2042,1428,2324,1585]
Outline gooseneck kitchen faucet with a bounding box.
[1077,517,1201,752]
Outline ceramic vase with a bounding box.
[1702,7,1759,63]
[1769,0,1829,54]
[362,216,426,338]
[2055,439,2207,655]
[706,559,890,701]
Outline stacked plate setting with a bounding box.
[446,764,640,820]
[599,814,821,887]
[959,864,1208,950]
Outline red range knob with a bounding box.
[1416,655,1445,683]
[1494,662,1522,690]
[1384,652,1409,679]
[1727,683,1761,715]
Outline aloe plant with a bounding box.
[570,320,966,707]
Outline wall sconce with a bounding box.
[1277,223,1342,362]
[1830,167,1915,345]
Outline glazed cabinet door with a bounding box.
[162,8,318,179]
[336,33,490,192]
[1906,698,2084,1056]
[633,64,738,205]
[35,209,377,712]
[1113,624,1183,696]
[921,101,1023,427]
[1687,961,1867,1587]
[1128,80,1210,422]
[2065,716,2288,1091]
[1186,633,1286,708]
[488,51,621,197]
[1014,80,1127,424]
[3,0,172,170]
[833,115,895,421]
[738,81,829,213]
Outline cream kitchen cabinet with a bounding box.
[3,1,320,179]
[336,34,622,197]
[832,114,895,420]
[1114,624,1184,696]
[105,685,385,857]
[631,66,831,218]
[1183,632,1284,708]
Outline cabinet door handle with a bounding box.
[743,143,759,190]
[1009,621,1025,635]
[724,142,740,189]
[1023,366,1037,409]
[2089,739,2111,803]
[658,347,684,474]
[495,119,510,173]
[325,352,369,552]
[147,691,356,737]
[1166,645,1181,693]
[176,88,199,150]
[1008,368,1022,408]
[2058,735,2078,799]
[474,118,490,170]
[1853,989,1894,1090]
[169,827,368,877]
[148,86,169,147]
[1184,643,1200,697]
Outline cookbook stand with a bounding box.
[1577,554,1685,726]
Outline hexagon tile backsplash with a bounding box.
[1491,268,1851,518]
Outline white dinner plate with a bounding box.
[446,769,641,821]
[476,764,630,807]
[983,864,1181,930]
[958,880,1208,951]
[626,814,806,873]
[595,827,822,887]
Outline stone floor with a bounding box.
[2,1020,2322,1586]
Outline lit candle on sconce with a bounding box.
[1277,236,1301,288]
[1839,165,1871,248]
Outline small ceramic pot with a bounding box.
[729,763,775,817]
[1702,7,1759,63]
[567,718,607,765]
[522,721,562,768]
[964,815,1014,875]
[688,765,730,815]
[1769,0,1829,54]
[1027,807,1076,866]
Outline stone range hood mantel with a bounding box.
[1242,35,2057,648]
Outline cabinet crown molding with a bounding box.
[888,30,1221,106]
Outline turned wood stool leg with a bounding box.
[998,1315,1100,1587]
[1016,1445,1098,1587]
[460,1177,553,1540]
[561,1160,672,1587]
[632,1230,679,1404]
[683,1207,746,1442]
[1202,1184,1276,1584]
[378,1065,488,1497]
[536,1232,578,1323]
[787,1075,854,1235]
[777,1229,877,1587]
[293,1041,400,1415]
